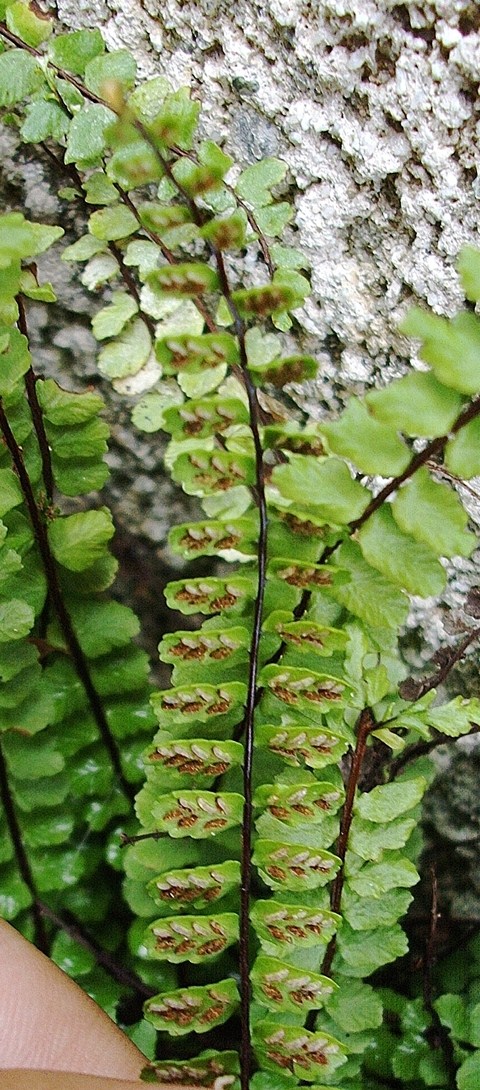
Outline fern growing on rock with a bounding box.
[1,6,480,1089]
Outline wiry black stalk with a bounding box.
[0,401,134,803]
[121,114,270,1089]
[107,239,156,338]
[426,460,480,503]
[388,725,480,781]
[349,396,480,536]
[119,829,167,845]
[215,259,269,1090]
[18,295,55,640]
[0,740,49,953]
[0,22,108,104]
[321,708,376,977]
[18,296,55,502]
[37,901,155,999]
[402,625,480,702]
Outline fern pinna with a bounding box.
[1,9,480,1090]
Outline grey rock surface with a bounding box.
[54,0,480,390]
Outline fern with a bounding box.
[1,7,480,1089]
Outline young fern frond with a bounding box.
[1,9,480,1089]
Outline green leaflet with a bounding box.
[357,504,446,597]
[150,790,244,838]
[253,202,294,238]
[0,468,23,516]
[392,466,475,557]
[257,723,349,770]
[21,100,70,142]
[326,981,383,1033]
[84,50,137,95]
[0,49,44,105]
[272,455,369,524]
[81,253,118,289]
[0,598,34,642]
[144,911,238,963]
[253,839,341,891]
[83,172,119,205]
[253,1021,347,1082]
[65,104,115,168]
[61,235,107,263]
[5,1,53,46]
[346,855,420,897]
[251,899,341,954]
[457,1053,480,1090]
[35,379,104,424]
[425,695,480,737]
[401,307,480,395]
[48,28,105,73]
[335,922,409,977]
[0,213,64,265]
[348,815,417,862]
[148,88,200,150]
[144,978,240,1035]
[320,398,410,475]
[47,599,140,658]
[45,417,109,460]
[106,137,164,189]
[92,292,139,339]
[458,245,480,302]
[354,778,426,822]
[445,415,480,478]
[341,887,413,930]
[48,509,115,571]
[235,158,288,206]
[147,860,241,913]
[97,319,151,379]
[366,370,465,437]
[89,205,139,242]
[252,954,337,1013]
[330,540,409,630]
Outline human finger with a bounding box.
[0,920,144,1078]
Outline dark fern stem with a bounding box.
[0,398,134,803]
[322,708,376,978]
[0,739,49,953]
[18,296,55,504]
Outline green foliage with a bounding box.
[1,8,480,1089]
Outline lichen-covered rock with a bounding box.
[54,0,480,386]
